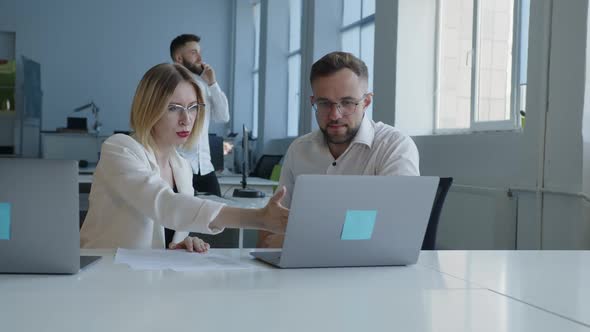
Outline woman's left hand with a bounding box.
[169,236,210,253]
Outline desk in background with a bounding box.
[78,162,96,174]
[78,173,278,197]
[0,249,588,332]
[42,132,108,163]
[78,174,271,247]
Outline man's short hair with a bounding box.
[310,51,368,84]
[170,34,201,60]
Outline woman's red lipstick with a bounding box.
[177,131,190,138]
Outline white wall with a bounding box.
[374,0,590,249]
[0,0,232,134]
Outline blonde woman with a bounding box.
[80,63,288,252]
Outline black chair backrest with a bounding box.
[421,177,453,250]
[251,154,283,179]
[208,134,224,171]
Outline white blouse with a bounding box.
[80,134,225,249]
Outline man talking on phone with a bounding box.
[170,34,230,197]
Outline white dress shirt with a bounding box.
[80,134,226,249]
[278,116,420,208]
[179,74,230,175]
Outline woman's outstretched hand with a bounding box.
[261,186,289,234]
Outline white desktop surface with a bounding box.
[218,175,278,186]
[77,175,269,206]
[78,164,97,174]
[78,174,275,183]
[79,173,93,184]
[418,250,590,327]
[77,176,268,247]
[1,250,589,332]
[78,174,276,193]
[199,194,269,209]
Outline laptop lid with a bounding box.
[0,158,80,274]
[279,175,439,268]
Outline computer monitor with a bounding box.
[233,125,265,198]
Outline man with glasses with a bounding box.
[258,51,419,248]
[170,34,229,197]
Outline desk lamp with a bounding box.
[73,101,102,135]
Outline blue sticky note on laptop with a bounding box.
[0,203,11,240]
[341,210,377,240]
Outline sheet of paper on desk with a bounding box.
[114,248,251,271]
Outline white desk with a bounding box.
[78,174,277,198]
[42,132,108,163]
[1,249,588,332]
[77,175,271,205]
[78,163,97,174]
[79,173,93,184]
[418,250,590,328]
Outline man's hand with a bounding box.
[200,63,217,86]
[169,236,210,253]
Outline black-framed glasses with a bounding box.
[311,93,368,117]
[167,102,206,114]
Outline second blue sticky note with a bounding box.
[0,203,11,240]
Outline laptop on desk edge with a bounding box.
[251,175,439,268]
[0,158,100,274]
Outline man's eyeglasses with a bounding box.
[311,93,369,117]
[167,102,205,114]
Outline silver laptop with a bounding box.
[251,175,439,268]
[0,158,100,274]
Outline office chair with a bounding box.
[208,134,224,172]
[250,154,283,179]
[421,177,453,250]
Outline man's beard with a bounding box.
[181,59,202,75]
[320,122,361,145]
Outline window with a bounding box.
[436,0,529,132]
[287,0,302,137]
[341,0,375,119]
[252,1,261,137]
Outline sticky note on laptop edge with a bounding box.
[341,210,377,240]
[0,203,11,240]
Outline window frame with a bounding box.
[287,0,303,137]
[340,0,375,120]
[251,0,261,137]
[434,0,525,134]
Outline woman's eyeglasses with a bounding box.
[167,102,205,113]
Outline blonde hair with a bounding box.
[130,63,205,151]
